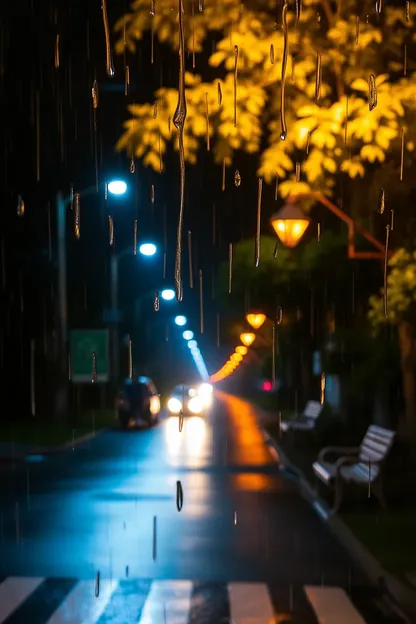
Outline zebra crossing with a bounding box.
[0,576,371,623]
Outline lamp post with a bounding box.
[110,244,159,383]
[55,179,127,417]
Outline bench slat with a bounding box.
[303,401,322,419]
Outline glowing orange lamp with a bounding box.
[231,353,243,363]
[246,312,266,330]
[236,345,248,355]
[240,332,256,347]
[270,201,311,248]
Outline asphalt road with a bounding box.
[0,393,407,623]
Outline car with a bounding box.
[115,376,161,429]
[166,383,213,416]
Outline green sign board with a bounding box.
[70,329,109,383]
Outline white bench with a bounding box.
[312,424,395,513]
[280,400,323,432]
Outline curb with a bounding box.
[262,424,416,620]
[0,428,107,462]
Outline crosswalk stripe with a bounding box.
[45,579,118,624]
[304,586,367,624]
[138,580,193,623]
[0,577,44,621]
[228,583,275,623]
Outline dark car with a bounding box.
[115,376,161,428]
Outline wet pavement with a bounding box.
[0,393,407,622]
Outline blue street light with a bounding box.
[188,340,197,348]
[183,330,194,340]
[174,315,187,326]
[139,243,157,256]
[161,288,175,301]
[108,180,127,195]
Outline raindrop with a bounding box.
[54,34,60,69]
[92,353,97,383]
[315,51,322,101]
[270,44,274,64]
[378,189,385,214]
[95,571,100,597]
[102,0,115,76]
[173,0,187,303]
[217,82,222,105]
[255,178,263,267]
[368,74,377,111]
[176,480,184,510]
[133,219,138,255]
[152,516,157,559]
[234,170,241,187]
[128,337,133,378]
[129,156,135,173]
[74,193,80,239]
[280,1,289,140]
[233,45,239,127]
[153,291,160,311]
[108,216,114,245]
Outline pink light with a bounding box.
[263,381,272,392]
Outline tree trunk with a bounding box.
[397,321,416,469]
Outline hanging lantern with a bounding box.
[270,201,311,248]
[246,312,266,329]
[236,345,248,355]
[240,332,256,347]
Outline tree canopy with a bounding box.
[368,248,416,328]
[115,0,416,201]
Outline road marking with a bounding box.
[45,579,118,624]
[138,580,193,623]
[304,586,367,624]
[0,577,44,621]
[228,582,275,623]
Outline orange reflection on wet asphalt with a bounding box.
[217,393,279,491]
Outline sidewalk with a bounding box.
[0,409,115,462]
[256,408,416,621]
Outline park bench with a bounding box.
[280,400,323,433]
[312,424,396,513]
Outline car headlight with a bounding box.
[198,383,213,406]
[188,396,203,414]
[149,395,160,415]
[167,397,182,414]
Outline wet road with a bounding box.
[0,393,406,623]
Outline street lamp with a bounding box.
[236,345,248,355]
[175,315,187,326]
[183,330,194,340]
[161,288,175,301]
[139,242,157,256]
[108,180,128,195]
[246,312,267,330]
[270,202,311,248]
[271,192,387,259]
[56,178,128,416]
[240,332,256,347]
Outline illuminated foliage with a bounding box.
[368,248,416,328]
[115,0,416,196]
